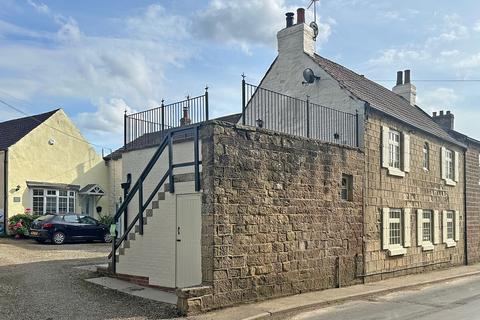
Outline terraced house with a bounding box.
[105,8,472,315]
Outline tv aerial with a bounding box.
[307,0,319,40]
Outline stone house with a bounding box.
[106,8,470,315]
[433,111,480,264]
[0,109,110,234]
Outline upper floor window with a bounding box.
[423,143,429,170]
[441,147,458,186]
[382,126,410,177]
[388,130,401,169]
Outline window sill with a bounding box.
[445,239,457,248]
[388,246,407,256]
[421,242,434,251]
[444,179,457,186]
[387,167,405,177]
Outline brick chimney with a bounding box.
[180,106,191,126]
[277,8,315,57]
[392,70,417,105]
[432,110,454,130]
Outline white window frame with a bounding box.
[442,210,460,248]
[441,147,458,186]
[340,174,353,201]
[382,126,410,177]
[382,207,410,256]
[416,209,434,251]
[31,188,76,215]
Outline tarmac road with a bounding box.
[290,275,480,320]
[0,238,178,320]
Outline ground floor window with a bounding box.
[32,189,76,215]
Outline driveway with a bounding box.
[0,238,178,320]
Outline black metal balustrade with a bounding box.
[242,81,359,148]
[124,88,209,150]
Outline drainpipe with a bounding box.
[3,149,8,236]
[463,148,468,265]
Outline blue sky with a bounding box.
[0,0,479,151]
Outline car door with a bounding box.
[62,215,81,238]
[77,216,99,239]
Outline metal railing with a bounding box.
[109,124,202,272]
[124,88,209,150]
[242,81,359,147]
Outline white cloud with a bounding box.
[455,52,480,69]
[474,21,480,32]
[417,88,459,110]
[368,48,430,65]
[26,0,49,14]
[75,98,135,134]
[192,0,332,53]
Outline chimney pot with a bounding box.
[433,112,437,117]
[446,110,450,115]
[404,70,411,84]
[396,71,403,86]
[297,8,305,24]
[440,110,444,116]
[286,12,294,27]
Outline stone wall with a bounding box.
[363,112,465,281]
[463,143,480,264]
[184,121,364,313]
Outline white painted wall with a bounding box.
[243,22,365,147]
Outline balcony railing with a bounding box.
[241,81,359,147]
[124,88,209,150]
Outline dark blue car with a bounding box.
[30,214,112,245]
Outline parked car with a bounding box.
[30,214,112,245]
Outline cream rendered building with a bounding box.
[0,109,110,234]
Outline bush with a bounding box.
[98,214,114,226]
[8,214,40,237]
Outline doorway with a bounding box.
[175,193,202,288]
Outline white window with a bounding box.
[382,207,411,256]
[417,209,435,251]
[382,126,410,177]
[32,188,76,215]
[442,210,460,247]
[389,130,401,169]
[423,143,429,170]
[441,147,458,186]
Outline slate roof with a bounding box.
[0,109,59,150]
[310,54,464,147]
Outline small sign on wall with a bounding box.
[13,197,21,203]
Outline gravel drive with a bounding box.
[0,238,178,320]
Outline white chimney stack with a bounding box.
[392,70,417,106]
[277,10,316,57]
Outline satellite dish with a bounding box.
[303,68,320,84]
[310,21,319,40]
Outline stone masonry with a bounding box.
[363,112,465,281]
[179,121,364,314]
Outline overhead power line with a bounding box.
[0,97,114,152]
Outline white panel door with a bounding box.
[176,193,202,288]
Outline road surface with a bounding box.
[289,275,480,320]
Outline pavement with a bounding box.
[189,264,480,320]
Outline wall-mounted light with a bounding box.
[48,138,56,145]
[256,119,264,128]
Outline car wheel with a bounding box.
[52,231,66,245]
[34,239,46,244]
[103,233,112,243]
